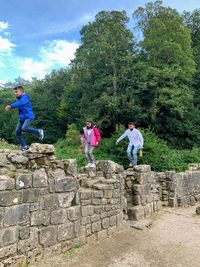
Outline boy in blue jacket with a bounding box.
[5,86,44,151]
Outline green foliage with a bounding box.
[55,124,200,172]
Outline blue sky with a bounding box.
[0,0,199,84]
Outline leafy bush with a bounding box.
[55,124,200,172]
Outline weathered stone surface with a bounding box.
[58,192,75,208]
[19,226,30,240]
[49,169,78,192]
[96,160,124,174]
[41,194,59,210]
[23,189,40,203]
[39,226,57,248]
[67,206,80,221]
[0,176,15,191]
[33,169,48,188]
[92,221,101,232]
[17,228,38,253]
[0,226,18,247]
[129,219,153,230]
[4,204,29,226]
[57,223,74,241]
[81,206,94,217]
[16,173,32,189]
[0,244,17,260]
[51,209,66,225]
[196,206,200,215]
[134,165,151,173]
[31,210,50,226]
[29,143,55,154]
[0,191,22,206]
[10,154,29,165]
[102,218,109,229]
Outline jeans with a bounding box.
[127,143,140,165]
[85,143,95,164]
[16,119,39,147]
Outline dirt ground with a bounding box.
[31,205,200,267]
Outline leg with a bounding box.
[88,146,95,164]
[85,143,90,164]
[127,143,134,163]
[16,121,27,147]
[133,145,140,165]
[21,119,39,137]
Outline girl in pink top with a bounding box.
[81,120,101,168]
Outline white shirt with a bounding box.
[117,129,144,147]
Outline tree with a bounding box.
[62,11,143,134]
[133,1,197,147]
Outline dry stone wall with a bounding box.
[0,143,200,266]
[0,144,126,267]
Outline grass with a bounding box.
[57,242,84,258]
[0,138,17,150]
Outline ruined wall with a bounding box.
[124,165,162,221]
[0,143,200,266]
[0,144,125,267]
[156,164,200,207]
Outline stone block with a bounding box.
[16,173,32,189]
[81,216,90,226]
[19,226,30,240]
[67,206,80,221]
[0,226,18,247]
[39,226,57,247]
[51,209,66,224]
[4,204,29,226]
[109,216,117,226]
[29,143,55,154]
[90,214,100,222]
[31,210,50,226]
[96,160,124,174]
[58,192,75,208]
[0,176,15,191]
[23,188,40,203]
[102,217,109,229]
[10,154,28,164]
[62,159,77,176]
[81,206,94,217]
[3,255,27,267]
[93,184,114,190]
[92,221,101,233]
[104,190,113,199]
[0,191,22,206]
[80,190,92,200]
[0,244,17,260]
[49,169,78,192]
[29,202,39,211]
[33,169,48,188]
[134,165,151,173]
[92,198,101,205]
[17,227,38,253]
[57,223,75,241]
[127,206,144,221]
[41,194,59,210]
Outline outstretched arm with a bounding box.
[10,95,29,108]
[116,131,127,144]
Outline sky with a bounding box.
[0,0,199,84]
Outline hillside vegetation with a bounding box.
[0,1,200,171]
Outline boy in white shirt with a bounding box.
[116,122,144,167]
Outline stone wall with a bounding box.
[0,143,200,266]
[0,145,125,267]
[124,165,162,221]
[156,164,200,207]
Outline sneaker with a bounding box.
[85,163,91,168]
[38,129,44,140]
[90,163,96,168]
[21,145,29,152]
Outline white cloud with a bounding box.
[17,40,79,80]
[0,36,15,54]
[0,21,9,31]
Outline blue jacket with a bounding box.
[10,93,35,120]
